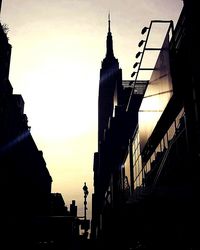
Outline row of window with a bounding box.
[123,107,185,192]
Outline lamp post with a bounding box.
[131,19,174,84]
[82,182,89,238]
[127,19,174,109]
[83,182,89,221]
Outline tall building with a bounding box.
[92,14,122,243]
[0,20,52,214]
[0,15,53,248]
[98,14,123,147]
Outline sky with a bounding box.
[1,0,183,219]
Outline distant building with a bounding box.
[50,193,68,215]
[32,195,80,249]
[70,199,77,217]
[92,1,199,250]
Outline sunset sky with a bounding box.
[1,0,183,219]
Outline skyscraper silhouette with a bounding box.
[92,15,130,247]
[98,14,123,148]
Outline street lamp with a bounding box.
[135,51,142,58]
[131,19,174,82]
[83,182,89,221]
[133,62,139,68]
[138,39,146,47]
[131,71,137,78]
[81,182,89,239]
[141,26,149,35]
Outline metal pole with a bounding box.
[82,182,89,236]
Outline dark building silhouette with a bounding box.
[31,195,81,249]
[0,10,82,249]
[92,14,122,242]
[50,192,69,215]
[92,1,199,250]
[0,20,54,248]
[0,15,86,249]
[0,20,52,215]
[98,14,123,146]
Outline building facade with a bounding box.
[0,18,53,248]
[92,1,199,249]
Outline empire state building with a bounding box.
[98,14,122,149]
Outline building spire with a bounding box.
[0,0,2,15]
[108,12,111,33]
[106,12,114,58]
